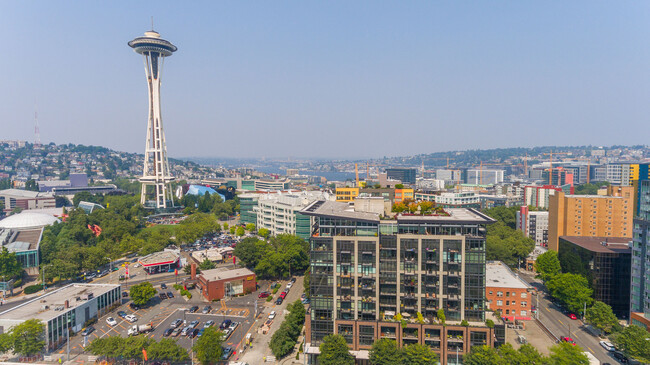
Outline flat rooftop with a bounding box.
[199,267,255,282]
[397,208,496,224]
[138,251,180,266]
[559,236,631,254]
[486,261,531,290]
[301,200,380,222]
[0,284,119,322]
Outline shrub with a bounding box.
[266,296,273,302]
[272,287,279,294]
[24,285,42,295]
[461,319,469,327]
[173,284,183,291]
[485,319,495,328]
[13,278,22,287]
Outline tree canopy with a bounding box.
[175,212,220,244]
[0,247,23,280]
[129,282,156,306]
[486,222,535,268]
[612,325,650,363]
[463,342,585,365]
[87,336,188,361]
[546,273,593,314]
[193,327,224,364]
[319,334,355,365]
[235,234,309,278]
[535,250,561,282]
[9,319,45,356]
[585,301,620,334]
[269,300,306,359]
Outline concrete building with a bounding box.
[541,167,574,187]
[434,192,480,209]
[0,211,60,273]
[195,267,256,301]
[466,169,504,185]
[254,191,329,240]
[516,207,549,246]
[301,201,504,365]
[38,173,89,192]
[0,284,121,351]
[558,236,631,318]
[0,189,55,213]
[486,261,533,320]
[394,188,414,203]
[335,187,360,202]
[239,193,260,226]
[385,168,417,185]
[435,169,462,185]
[547,189,633,251]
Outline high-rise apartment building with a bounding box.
[301,201,504,364]
[516,206,549,246]
[547,189,633,251]
[253,191,329,240]
[631,180,650,330]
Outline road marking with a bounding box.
[557,319,564,325]
[545,307,551,312]
[587,346,593,353]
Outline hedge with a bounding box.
[24,285,43,295]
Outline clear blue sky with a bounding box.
[1,1,648,159]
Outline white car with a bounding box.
[286,282,293,289]
[599,340,615,352]
[268,311,276,320]
[106,317,117,326]
[133,263,141,268]
[125,314,138,323]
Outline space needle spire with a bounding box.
[128,28,177,209]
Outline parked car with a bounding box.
[125,314,138,323]
[599,341,615,352]
[189,306,199,313]
[220,319,232,330]
[190,320,199,328]
[268,311,276,320]
[106,317,118,326]
[276,297,283,305]
[167,291,174,298]
[189,328,199,338]
[280,292,287,299]
[171,319,183,328]
[290,277,296,283]
[204,320,215,328]
[172,327,183,337]
[117,311,127,318]
[258,292,270,298]
[198,328,205,337]
[286,282,293,290]
[221,347,233,360]
[163,328,173,337]
[228,322,238,332]
[122,291,129,297]
[301,298,310,304]
[612,351,628,363]
[81,326,95,336]
[161,283,167,289]
[202,306,212,314]
[159,292,168,300]
[129,303,140,310]
[181,326,193,336]
[568,313,577,320]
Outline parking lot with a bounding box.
[61,281,258,361]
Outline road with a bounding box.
[518,271,620,364]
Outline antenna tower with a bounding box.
[34,107,41,147]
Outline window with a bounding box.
[521,301,527,307]
[512,292,516,297]
[506,301,509,306]
[496,300,503,306]
[521,310,527,316]
[512,300,516,305]
[512,310,516,315]
[497,291,503,297]
[521,292,527,298]
[506,292,510,297]
[505,309,509,314]
[489,291,493,295]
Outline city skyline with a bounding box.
[0,1,648,159]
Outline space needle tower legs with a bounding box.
[128,29,177,209]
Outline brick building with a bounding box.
[195,267,256,301]
[486,261,533,321]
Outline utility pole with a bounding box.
[42,266,46,293]
[583,302,586,321]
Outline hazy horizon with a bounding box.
[1,2,648,159]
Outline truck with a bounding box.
[128,324,153,336]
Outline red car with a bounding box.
[280,292,287,299]
[258,292,270,298]
[568,313,578,320]
[560,336,576,345]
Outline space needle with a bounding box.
[128,29,177,209]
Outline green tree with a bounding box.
[193,327,224,365]
[175,213,220,244]
[245,223,256,232]
[546,342,589,365]
[236,226,245,237]
[486,222,535,268]
[498,343,543,365]
[463,345,504,365]
[437,309,446,325]
[319,334,355,365]
[11,319,45,356]
[0,247,23,279]
[24,179,38,192]
[369,338,402,365]
[401,343,438,365]
[585,301,620,334]
[198,259,216,270]
[483,206,519,229]
[0,332,13,353]
[129,282,157,306]
[535,250,561,282]
[258,227,270,239]
[612,325,650,363]
[547,273,593,314]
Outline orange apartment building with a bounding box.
[486,261,533,321]
[547,187,633,251]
